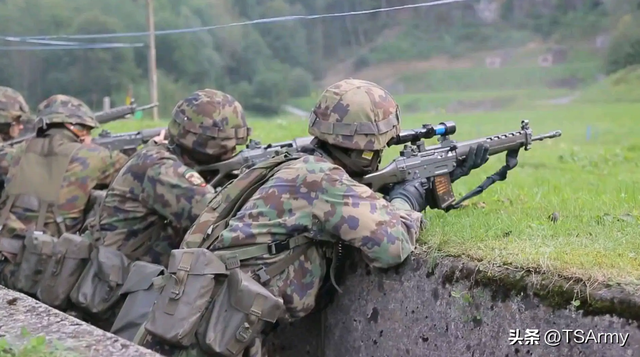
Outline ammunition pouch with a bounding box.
[70,245,130,316]
[196,268,285,356]
[0,236,25,263]
[144,248,227,347]
[15,232,57,295]
[37,233,92,309]
[110,261,166,342]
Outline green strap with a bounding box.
[252,243,313,284]
[214,234,312,270]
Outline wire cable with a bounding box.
[6,0,466,41]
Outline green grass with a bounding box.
[398,62,601,93]
[100,94,640,287]
[289,90,574,115]
[579,65,640,104]
[0,328,80,357]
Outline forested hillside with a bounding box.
[0,0,638,115]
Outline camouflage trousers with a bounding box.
[134,327,267,357]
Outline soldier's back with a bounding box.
[2,134,124,236]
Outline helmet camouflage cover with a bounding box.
[0,86,30,125]
[168,89,251,157]
[37,94,98,128]
[308,79,401,151]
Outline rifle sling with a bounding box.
[447,148,521,211]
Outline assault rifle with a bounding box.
[360,120,562,211]
[196,124,463,188]
[94,127,166,156]
[0,103,158,149]
[94,102,158,125]
[197,137,315,188]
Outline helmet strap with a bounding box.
[324,143,381,178]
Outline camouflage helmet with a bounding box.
[0,86,30,125]
[36,95,98,129]
[168,89,251,158]
[308,79,401,151]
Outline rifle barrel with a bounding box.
[532,130,562,141]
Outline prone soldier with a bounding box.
[70,89,252,335]
[132,79,490,356]
[0,95,128,293]
[0,86,31,144]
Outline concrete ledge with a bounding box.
[0,286,160,357]
[269,251,640,357]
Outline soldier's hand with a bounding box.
[388,178,429,212]
[152,129,167,144]
[450,143,490,183]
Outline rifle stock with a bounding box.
[197,137,315,187]
[360,120,562,209]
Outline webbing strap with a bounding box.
[310,112,398,136]
[252,243,313,284]
[0,195,16,231]
[199,154,303,250]
[215,235,312,270]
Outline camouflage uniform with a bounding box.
[0,95,128,289]
[0,87,32,176]
[136,79,425,357]
[0,86,31,143]
[84,89,251,268]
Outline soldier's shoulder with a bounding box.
[287,155,345,176]
[134,143,179,162]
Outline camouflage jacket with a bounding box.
[0,129,128,237]
[211,153,424,320]
[88,141,217,267]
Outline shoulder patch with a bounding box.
[184,169,207,187]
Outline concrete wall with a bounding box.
[269,253,640,357]
[1,252,638,357]
[0,286,161,357]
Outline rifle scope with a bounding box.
[387,121,456,146]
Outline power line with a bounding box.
[0,36,143,50]
[6,0,466,41]
[0,43,144,51]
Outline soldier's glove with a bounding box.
[388,178,429,212]
[449,143,490,183]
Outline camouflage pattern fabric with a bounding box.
[85,142,218,267]
[169,89,251,158]
[138,154,425,356]
[0,86,31,142]
[308,79,400,151]
[37,94,98,128]
[0,129,128,288]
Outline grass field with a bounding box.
[101,91,640,288]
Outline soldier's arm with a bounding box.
[141,159,217,230]
[91,145,129,186]
[312,166,424,269]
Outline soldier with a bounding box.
[0,86,30,144]
[75,89,251,333]
[0,94,129,291]
[134,79,490,356]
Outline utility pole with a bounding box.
[145,0,159,121]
